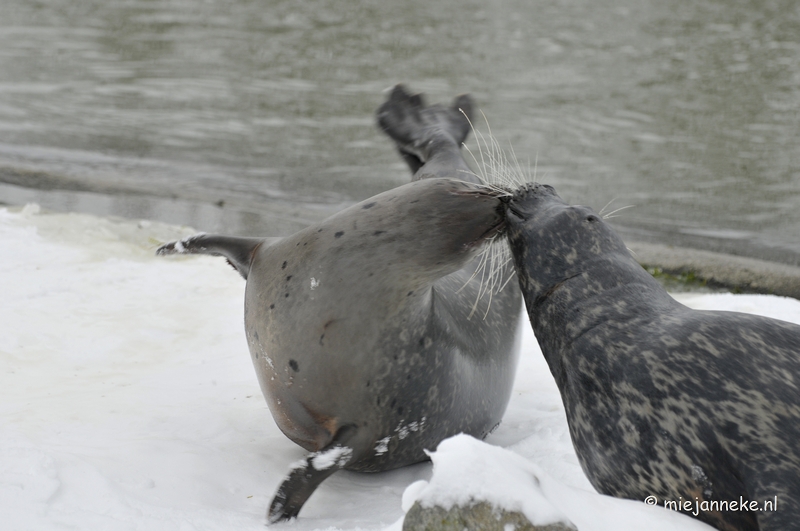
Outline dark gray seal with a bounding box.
[157,85,522,522]
[503,183,800,531]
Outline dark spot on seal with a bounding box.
[289,360,299,372]
[335,231,344,238]
[419,337,425,347]
[406,375,411,380]
[281,261,287,269]
[362,202,376,209]
[407,291,413,296]
[374,230,385,236]
[317,228,323,233]
[368,272,374,277]
[366,380,370,387]
[409,200,419,204]
[390,398,396,408]
[377,397,381,406]
[269,304,275,309]
[285,293,290,298]
[319,333,325,345]
[397,406,404,415]
[286,275,292,281]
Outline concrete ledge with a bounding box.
[628,242,800,300]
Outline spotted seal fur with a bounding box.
[157,85,522,522]
[503,183,800,531]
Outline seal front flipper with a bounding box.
[267,425,360,523]
[156,234,265,279]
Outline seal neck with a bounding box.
[527,256,681,386]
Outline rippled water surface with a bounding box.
[1,0,798,264]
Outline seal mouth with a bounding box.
[499,195,526,223]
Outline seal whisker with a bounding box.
[598,198,616,217]
[453,170,513,197]
[457,245,490,293]
[466,235,514,320]
[505,142,528,189]
[482,241,515,319]
[601,204,635,219]
[465,237,496,317]
[460,109,532,192]
[498,264,516,293]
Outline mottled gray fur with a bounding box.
[504,183,800,531]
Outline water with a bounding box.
[1,0,799,264]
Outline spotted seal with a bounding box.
[502,183,800,530]
[157,85,522,522]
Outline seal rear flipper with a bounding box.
[156,234,265,280]
[376,84,475,178]
[268,425,360,523]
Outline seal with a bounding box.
[157,85,522,522]
[502,183,800,531]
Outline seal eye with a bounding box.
[586,215,600,223]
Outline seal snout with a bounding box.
[510,183,556,199]
[501,183,563,225]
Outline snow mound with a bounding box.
[403,434,715,531]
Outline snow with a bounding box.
[2,205,799,531]
[406,435,567,527]
[405,435,715,531]
[311,447,354,471]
